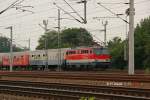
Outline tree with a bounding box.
[107,16,150,70]
[107,37,127,69]
[134,16,150,69]
[61,28,95,48]
[36,30,58,49]
[0,36,23,53]
[36,28,97,49]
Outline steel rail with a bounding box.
[1,73,150,82]
[0,80,149,99]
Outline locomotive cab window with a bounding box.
[93,48,102,55]
[94,48,109,55]
[102,48,109,54]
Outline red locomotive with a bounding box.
[65,47,111,70]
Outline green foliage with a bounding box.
[145,67,150,74]
[36,30,58,49]
[107,37,127,69]
[107,16,150,70]
[0,36,22,53]
[79,97,95,100]
[134,16,150,69]
[36,28,97,49]
[61,28,94,48]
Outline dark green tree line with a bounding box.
[0,36,22,53]
[36,28,98,49]
[107,16,150,69]
[107,37,127,69]
[134,16,150,69]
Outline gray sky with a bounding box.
[0,0,150,50]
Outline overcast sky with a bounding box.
[0,0,150,50]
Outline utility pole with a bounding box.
[102,21,108,47]
[128,0,135,75]
[76,0,87,23]
[39,19,49,71]
[93,18,108,47]
[6,26,13,72]
[43,20,48,71]
[57,9,61,71]
[28,38,30,51]
[84,0,87,24]
[124,15,128,61]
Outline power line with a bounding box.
[0,0,21,14]
[97,2,129,24]
[135,0,150,4]
[53,2,83,23]
[63,0,84,20]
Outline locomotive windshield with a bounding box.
[93,48,109,55]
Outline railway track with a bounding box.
[0,80,150,100]
[0,71,150,89]
[0,71,150,79]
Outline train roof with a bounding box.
[67,46,105,51]
[0,48,71,55]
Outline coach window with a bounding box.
[90,50,92,54]
[77,50,80,54]
[66,52,69,55]
[69,51,71,54]
[69,51,72,55]
[45,54,48,57]
[38,55,40,59]
[81,50,84,54]
[85,50,88,54]
[72,51,76,54]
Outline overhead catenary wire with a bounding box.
[0,0,149,19]
[0,0,25,15]
[0,0,149,50]
[135,0,150,4]
[63,0,85,22]
[53,2,83,23]
[0,0,148,24]
[97,2,129,24]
